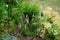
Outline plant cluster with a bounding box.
[0,0,60,40]
[40,7,60,40]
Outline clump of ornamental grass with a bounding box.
[20,1,41,36]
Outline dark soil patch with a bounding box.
[17,35,43,40]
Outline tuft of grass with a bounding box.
[20,2,41,36]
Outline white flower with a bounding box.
[6,5,8,7]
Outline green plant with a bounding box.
[20,2,41,36]
[40,7,60,40]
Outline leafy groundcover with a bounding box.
[0,0,60,40]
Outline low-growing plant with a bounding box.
[40,7,60,40]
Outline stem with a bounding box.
[8,4,12,17]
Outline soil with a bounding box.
[17,36,43,40]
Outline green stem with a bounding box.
[8,4,12,17]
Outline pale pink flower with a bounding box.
[52,12,59,16]
[42,7,52,15]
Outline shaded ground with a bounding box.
[17,36,42,40]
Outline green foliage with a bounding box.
[0,0,60,40]
[40,7,60,40]
[20,2,41,36]
[0,0,19,34]
[21,1,40,23]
